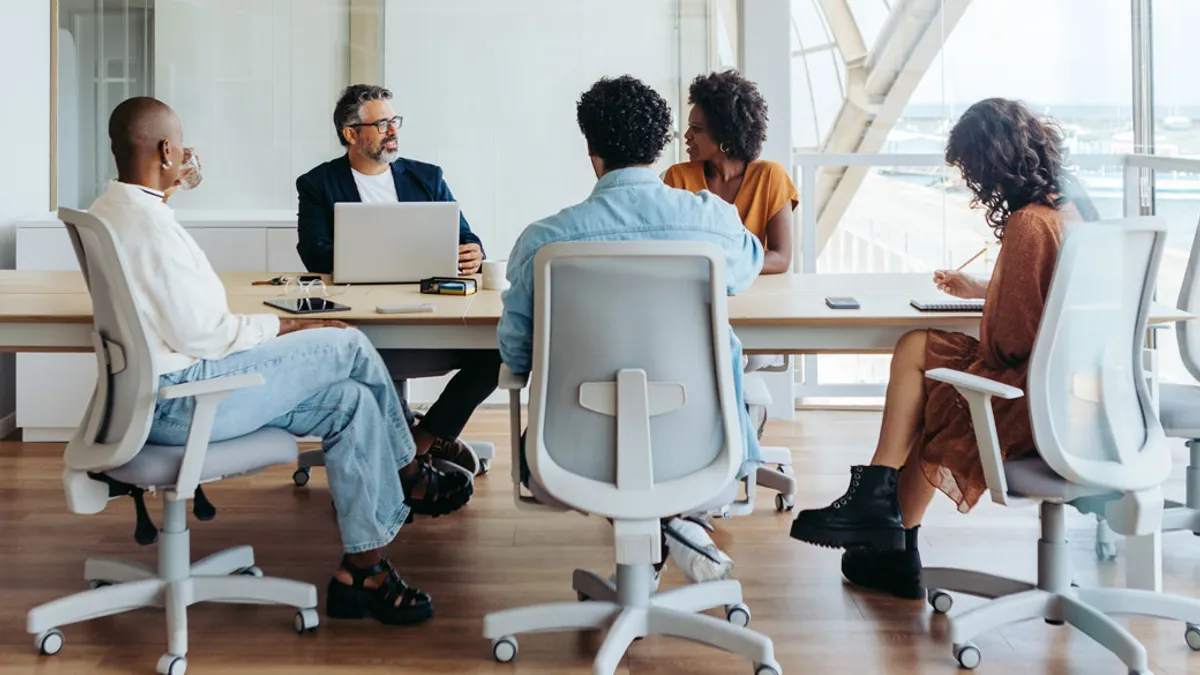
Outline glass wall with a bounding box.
[1149,0,1200,385]
[55,0,350,210]
[791,0,1137,397]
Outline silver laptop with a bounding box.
[332,202,460,284]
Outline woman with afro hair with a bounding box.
[664,70,797,275]
[789,98,1084,601]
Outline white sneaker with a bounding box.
[665,517,734,583]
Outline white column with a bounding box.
[0,2,52,434]
[739,0,796,421]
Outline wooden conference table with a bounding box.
[2,270,1188,353]
[0,270,1187,593]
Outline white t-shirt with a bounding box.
[352,167,399,203]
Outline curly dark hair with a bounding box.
[576,76,672,170]
[688,70,768,162]
[333,84,392,146]
[945,98,1065,240]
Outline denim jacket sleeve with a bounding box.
[497,228,538,374]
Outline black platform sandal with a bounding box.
[401,456,473,518]
[326,557,434,625]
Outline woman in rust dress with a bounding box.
[789,98,1076,599]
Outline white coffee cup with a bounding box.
[481,260,509,290]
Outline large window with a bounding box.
[791,0,1136,398]
[1148,0,1200,385]
[55,0,351,210]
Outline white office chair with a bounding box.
[921,216,1200,673]
[27,209,320,675]
[1147,216,1200,534]
[1094,216,1200,561]
[482,242,781,675]
[714,362,796,517]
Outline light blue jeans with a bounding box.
[149,327,415,554]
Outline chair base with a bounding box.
[26,500,318,673]
[705,447,796,519]
[924,502,1200,673]
[483,565,780,675]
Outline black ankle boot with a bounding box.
[789,465,904,550]
[841,525,924,599]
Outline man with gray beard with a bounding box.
[296,84,498,476]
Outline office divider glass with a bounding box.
[55,0,351,210]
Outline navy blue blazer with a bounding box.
[295,154,483,274]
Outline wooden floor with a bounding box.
[1,409,1199,675]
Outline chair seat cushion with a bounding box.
[1158,383,1200,438]
[105,427,299,488]
[1003,456,1114,502]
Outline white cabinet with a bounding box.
[15,213,298,442]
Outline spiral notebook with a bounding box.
[910,299,985,312]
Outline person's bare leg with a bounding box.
[898,448,936,529]
[870,330,929,469]
[790,330,931,551]
[411,427,436,456]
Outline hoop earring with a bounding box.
[719,143,729,155]
[162,161,172,169]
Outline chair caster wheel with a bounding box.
[754,662,782,675]
[726,603,751,627]
[157,653,187,675]
[929,590,953,614]
[1095,540,1117,561]
[35,629,64,656]
[1185,623,1200,651]
[292,467,311,487]
[492,636,518,663]
[89,579,113,590]
[294,608,319,633]
[236,566,264,577]
[478,458,491,475]
[775,493,795,512]
[954,643,981,669]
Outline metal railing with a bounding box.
[786,152,1200,402]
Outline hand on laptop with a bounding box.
[279,319,352,336]
[458,243,483,275]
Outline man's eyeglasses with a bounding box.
[347,116,403,134]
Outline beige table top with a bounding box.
[0,270,1190,327]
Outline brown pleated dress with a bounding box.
[920,203,1068,512]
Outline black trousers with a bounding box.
[379,349,502,440]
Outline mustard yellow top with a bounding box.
[662,160,799,244]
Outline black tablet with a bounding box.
[263,297,351,315]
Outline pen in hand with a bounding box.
[955,247,987,271]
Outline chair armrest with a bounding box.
[499,364,529,391]
[924,368,1024,506]
[925,368,1023,399]
[163,374,266,502]
[159,373,265,400]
